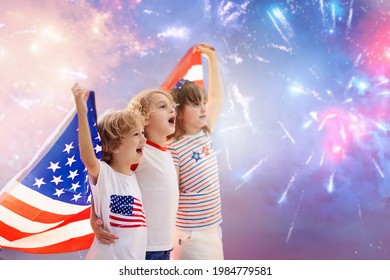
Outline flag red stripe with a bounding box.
[0,234,94,254]
[109,215,146,222]
[0,192,70,223]
[0,220,29,241]
[51,207,91,227]
[110,223,146,228]
[0,207,91,241]
[133,201,143,208]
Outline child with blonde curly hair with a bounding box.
[72,83,147,259]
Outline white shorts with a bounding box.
[171,225,224,260]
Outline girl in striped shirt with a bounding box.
[167,43,225,260]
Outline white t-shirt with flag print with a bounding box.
[86,161,147,260]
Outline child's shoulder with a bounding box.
[167,137,192,153]
[166,138,178,150]
[166,136,181,146]
[169,131,209,149]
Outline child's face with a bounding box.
[146,93,176,137]
[180,99,207,134]
[116,124,146,164]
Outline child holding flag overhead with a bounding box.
[72,83,147,259]
[167,43,225,259]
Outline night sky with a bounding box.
[1,0,390,260]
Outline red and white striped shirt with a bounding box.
[168,131,222,229]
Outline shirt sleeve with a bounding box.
[168,145,180,168]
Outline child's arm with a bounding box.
[90,200,119,243]
[72,83,100,179]
[73,84,118,242]
[196,43,224,132]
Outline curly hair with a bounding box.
[127,88,174,123]
[98,109,144,163]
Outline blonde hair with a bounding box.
[98,109,144,163]
[127,88,174,121]
[168,81,210,140]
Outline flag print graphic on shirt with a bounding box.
[109,195,146,228]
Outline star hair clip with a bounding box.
[175,79,190,90]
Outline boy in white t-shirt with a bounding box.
[90,89,179,260]
[72,83,147,259]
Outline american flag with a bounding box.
[109,195,147,228]
[160,45,205,92]
[0,92,100,254]
[0,45,204,254]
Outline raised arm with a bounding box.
[72,83,100,179]
[196,43,224,132]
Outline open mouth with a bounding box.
[136,147,144,156]
[168,116,176,125]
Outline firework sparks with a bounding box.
[278,121,295,144]
[278,173,296,204]
[285,190,304,244]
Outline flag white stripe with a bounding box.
[9,182,89,214]
[0,204,62,233]
[183,64,203,81]
[0,219,91,248]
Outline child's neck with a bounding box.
[184,127,202,136]
[109,162,132,175]
[146,133,167,147]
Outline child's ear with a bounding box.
[144,118,150,126]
